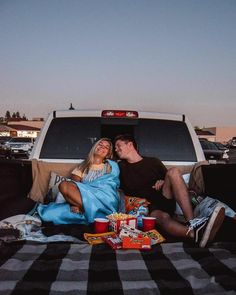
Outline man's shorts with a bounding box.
[148,193,176,216]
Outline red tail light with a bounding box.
[101,110,138,118]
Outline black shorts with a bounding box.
[148,193,176,216]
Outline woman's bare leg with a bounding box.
[59,181,84,213]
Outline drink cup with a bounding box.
[142,217,156,232]
[94,218,109,233]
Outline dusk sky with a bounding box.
[1,0,235,127]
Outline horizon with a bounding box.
[1,0,236,128]
[1,107,235,129]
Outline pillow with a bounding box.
[44,172,70,204]
[28,159,77,203]
[48,171,69,188]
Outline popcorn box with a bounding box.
[107,213,137,233]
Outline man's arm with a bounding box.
[152,179,165,190]
[152,158,167,190]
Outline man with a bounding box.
[114,134,225,247]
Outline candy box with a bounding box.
[122,236,151,250]
[143,229,166,245]
[119,224,143,239]
[102,233,122,250]
[84,231,116,245]
[107,213,137,233]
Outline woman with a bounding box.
[37,138,120,225]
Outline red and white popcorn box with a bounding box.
[107,213,137,233]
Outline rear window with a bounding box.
[40,118,100,159]
[200,140,218,151]
[40,117,197,162]
[137,119,196,161]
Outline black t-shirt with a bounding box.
[118,157,167,204]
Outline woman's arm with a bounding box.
[71,173,82,182]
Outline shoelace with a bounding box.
[186,216,209,236]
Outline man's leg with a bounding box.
[153,168,225,247]
[150,209,193,238]
[162,167,194,221]
[59,181,84,213]
[150,207,225,247]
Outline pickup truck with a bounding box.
[0,109,236,295]
[0,137,34,159]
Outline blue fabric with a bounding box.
[37,160,120,225]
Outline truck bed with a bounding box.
[0,160,236,294]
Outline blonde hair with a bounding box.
[79,138,113,175]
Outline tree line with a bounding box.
[0,111,28,123]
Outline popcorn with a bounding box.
[107,213,137,233]
[107,213,136,221]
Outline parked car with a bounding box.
[0,137,34,159]
[0,136,12,145]
[0,139,12,159]
[227,137,236,148]
[199,139,229,163]
[214,141,229,151]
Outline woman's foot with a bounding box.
[70,204,84,214]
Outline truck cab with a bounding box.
[30,109,205,166]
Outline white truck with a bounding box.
[30,109,205,166]
[0,109,236,295]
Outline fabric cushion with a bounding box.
[44,172,70,204]
[28,160,77,202]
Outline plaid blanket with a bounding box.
[0,241,236,295]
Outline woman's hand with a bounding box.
[152,180,164,190]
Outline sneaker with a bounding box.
[186,216,209,240]
[188,205,225,247]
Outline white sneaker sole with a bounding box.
[199,205,225,248]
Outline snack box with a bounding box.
[102,233,122,250]
[143,229,166,245]
[84,231,116,245]
[122,236,151,250]
[107,213,137,233]
[119,224,143,239]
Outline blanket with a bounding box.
[37,160,120,224]
[0,241,235,294]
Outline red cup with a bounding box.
[94,218,109,233]
[142,217,156,232]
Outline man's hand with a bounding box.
[152,180,164,190]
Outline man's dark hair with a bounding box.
[114,134,138,150]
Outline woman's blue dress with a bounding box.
[37,160,120,225]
